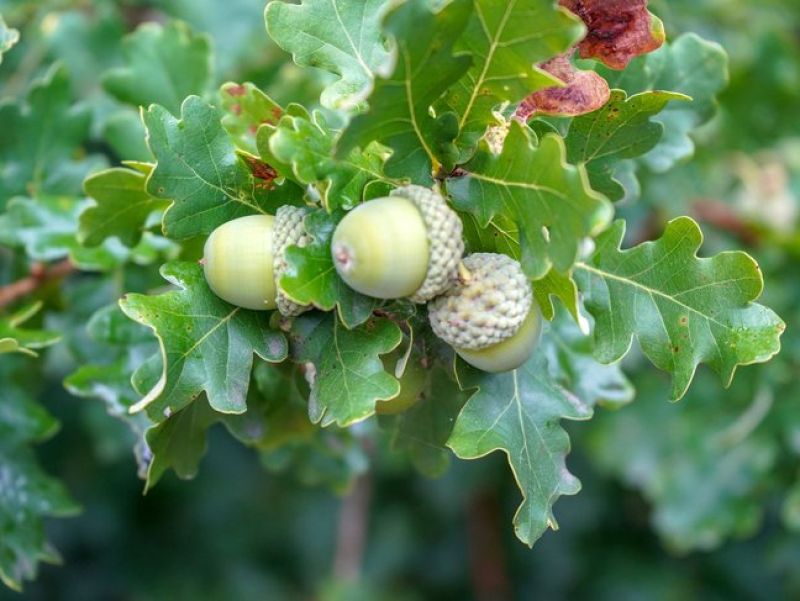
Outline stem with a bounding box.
[333,473,372,583]
[0,260,75,309]
[467,492,511,601]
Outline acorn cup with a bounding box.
[427,253,543,373]
[331,185,465,303]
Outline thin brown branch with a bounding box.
[0,260,75,309]
[692,199,761,246]
[468,492,512,601]
[333,473,372,583]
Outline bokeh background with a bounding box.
[1,0,799,599]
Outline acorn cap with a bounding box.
[273,205,313,317]
[390,185,465,303]
[428,253,533,351]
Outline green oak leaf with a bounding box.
[143,396,219,491]
[447,121,611,279]
[381,365,467,478]
[574,218,785,400]
[101,110,152,162]
[0,303,61,357]
[102,21,212,114]
[597,33,729,173]
[64,304,155,461]
[448,352,592,547]
[0,65,92,202]
[564,90,689,201]
[533,268,580,323]
[259,106,393,211]
[337,0,473,183]
[0,14,19,64]
[443,0,583,160]
[0,196,174,271]
[119,261,288,421]
[280,210,380,328]
[289,312,402,427]
[220,82,283,154]
[0,359,79,592]
[588,372,777,552]
[81,166,168,248]
[265,0,394,110]
[542,308,634,410]
[143,96,304,238]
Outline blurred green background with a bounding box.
[1,0,799,599]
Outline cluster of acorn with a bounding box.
[202,185,542,373]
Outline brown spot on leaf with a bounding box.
[242,155,278,189]
[515,53,610,120]
[224,83,248,97]
[230,103,242,116]
[559,0,665,70]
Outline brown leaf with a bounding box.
[515,54,610,119]
[559,0,665,70]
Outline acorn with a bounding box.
[273,205,313,317]
[331,185,464,302]
[428,253,542,373]
[202,214,277,311]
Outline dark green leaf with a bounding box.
[443,0,583,159]
[447,121,611,279]
[448,353,592,546]
[119,261,288,421]
[143,96,303,239]
[289,312,402,427]
[575,218,785,399]
[564,90,689,200]
[265,0,394,110]
[337,0,473,183]
[81,167,168,248]
[102,21,212,114]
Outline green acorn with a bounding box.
[202,214,277,311]
[428,253,542,373]
[331,185,464,302]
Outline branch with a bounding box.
[0,260,75,309]
[468,492,511,601]
[332,473,372,583]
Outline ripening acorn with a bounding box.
[331,185,465,302]
[428,253,542,373]
[202,214,278,311]
[202,207,312,314]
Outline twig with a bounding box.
[467,492,512,601]
[332,473,372,583]
[0,260,75,309]
[692,199,761,246]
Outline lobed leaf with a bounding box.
[289,312,402,428]
[102,21,212,114]
[220,82,283,154]
[119,261,288,421]
[0,66,92,202]
[265,0,394,110]
[442,0,584,159]
[598,33,729,172]
[143,96,304,239]
[81,166,168,248]
[448,353,592,547]
[575,217,785,400]
[337,0,474,183]
[259,106,393,211]
[447,120,611,279]
[564,89,689,200]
